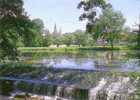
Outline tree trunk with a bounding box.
[79,44,80,47]
[57,44,59,48]
[110,41,114,49]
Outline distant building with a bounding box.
[53,24,57,36]
[53,24,62,37]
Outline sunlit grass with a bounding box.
[18,45,130,53]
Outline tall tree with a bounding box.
[32,18,44,32]
[78,0,108,33]
[43,30,53,47]
[94,7,125,48]
[31,18,45,47]
[0,0,35,60]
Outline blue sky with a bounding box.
[23,0,140,33]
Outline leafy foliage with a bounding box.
[53,36,63,48]
[73,30,89,47]
[43,32,53,47]
[78,0,108,33]
[63,33,74,47]
[93,7,125,48]
[0,0,35,60]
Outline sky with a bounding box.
[23,0,140,33]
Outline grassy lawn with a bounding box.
[18,45,130,53]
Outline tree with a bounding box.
[0,0,35,60]
[133,15,140,48]
[120,32,137,46]
[93,7,125,48]
[53,36,63,48]
[73,30,89,47]
[62,33,74,47]
[43,30,53,47]
[119,27,134,45]
[32,18,44,32]
[31,18,45,47]
[78,0,108,33]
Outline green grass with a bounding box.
[18,45,130,53]
[18,47,79,53]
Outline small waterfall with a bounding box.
[106,77,130,100]
[15,82,89,100]
[89,78,107,100]
[0,75,139,100]
[89,77,138,100]
[55,86,65,99]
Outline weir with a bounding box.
[0,75,139,100]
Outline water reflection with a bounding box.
[23,50,140,72]
[42,58,96,70]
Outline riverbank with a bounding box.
[19,46,130,53]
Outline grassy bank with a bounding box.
[18,46,129,53]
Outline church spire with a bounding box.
[53,23,57,35]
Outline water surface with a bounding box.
[1,50,140,100]
[23,50,140,72]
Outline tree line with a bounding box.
[20,6,137,49]
[77,0,140,48]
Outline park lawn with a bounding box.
[18,45,129,53]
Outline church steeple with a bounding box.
[53,24,62,37]
[53,23,57,35]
